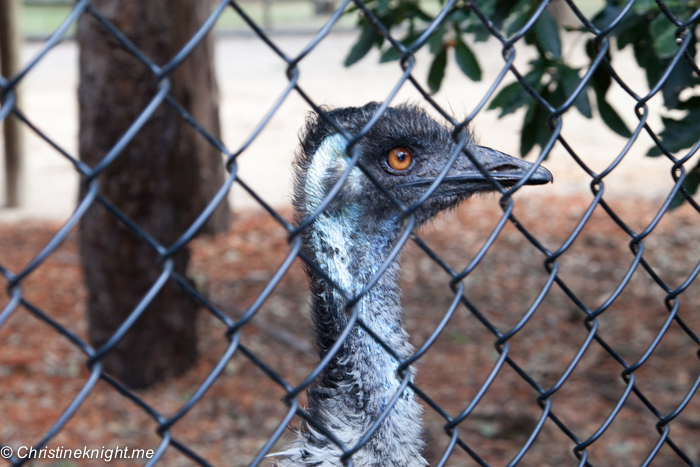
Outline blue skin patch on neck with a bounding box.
[305,135,409,401]
[297,134,424,464]
[304,133,350,214]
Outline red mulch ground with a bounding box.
[1,193,700,466]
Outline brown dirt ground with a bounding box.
[1,193,700,467]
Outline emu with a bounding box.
[272,102,552,466]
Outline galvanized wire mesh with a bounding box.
[1,0,700,466]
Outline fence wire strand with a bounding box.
[1,0,700,466]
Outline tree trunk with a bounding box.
[0,0,25,207]
[77,0,230,389]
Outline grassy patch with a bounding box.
[18,1,607,40]
[18,2,355,39]
[20,4,75,38]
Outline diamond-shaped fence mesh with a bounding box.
[1,0,700,466]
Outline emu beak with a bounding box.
[395,146,552,194]
[469,146,553,186]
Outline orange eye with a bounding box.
[387,147,413,171]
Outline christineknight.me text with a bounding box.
[13,445,155,462]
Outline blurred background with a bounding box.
[1,0,691,220]
[1,0,700,466]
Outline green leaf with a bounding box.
[560,65,592,118]
[586,39,612,96]
[404,2,433,22]
[650,14,679,57]
[506,9,530,37]
[617,15,648,50]
[533,10,562,59]
[560,24,579,32]
[344,24,381,67]
[376,0,391,15]
[474,24,492,43]
[592,4,623,30]
[427,26,447,55]
[454,36,482,81]
[669,161,700,209]
[660,38,696,108]
[586,41,632,137]
[380,32,421,63]
[678,96,700,110]
[489,82,529,117]
[380,46,403,63]
[492,0,522,30]
[488,65,544,117]
[661,60,693,108]
[520,97,552,158]
[549,79,567,108]
[596,93,633,137]
[647,109,700,156]
[631,0,658,14]
[647,147,663,157]
[428,47,448,93]
[631,30,664,90]
[449,9,469,24]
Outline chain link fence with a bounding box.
[1,0,700,466]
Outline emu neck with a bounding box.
[293,133,425,466]
[308,208,406,358]
[303,209,425,466]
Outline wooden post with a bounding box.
[0,0,24,207]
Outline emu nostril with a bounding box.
[489,164,520,173]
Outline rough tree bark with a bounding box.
[0,0,25,207]
[77,0,230,389]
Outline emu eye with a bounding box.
[387,147,413,171]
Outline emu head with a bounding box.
[293,102,552,232]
